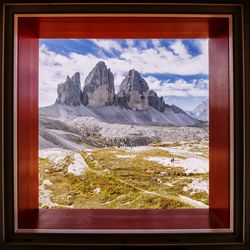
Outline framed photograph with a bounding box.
[0,1,249,249]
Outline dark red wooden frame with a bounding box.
[16,15,231,231]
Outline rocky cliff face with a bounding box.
[81,61,115,107]
[117,69,150,111]
[55,72,82,106]
[55,61,166,113]
[166,104,186,114]
[148,90,166,112]
[117,70,166,112]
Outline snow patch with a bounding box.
[39,179,58,208]
[116,154,136,159]
[68,153,88,176]
[43,179,52,186]
[160,146,191,154]
[183,178,208,194]
[180,158,208,174]
[39,148,70,165]
[145,157,175,166]
[124,146,154,152]
[94,187,101,194]
[39,148,88,176]
[164,182,174,187]
[144,156,208,174]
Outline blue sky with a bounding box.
[39,39,208,110]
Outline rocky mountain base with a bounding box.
[40,105,208,151]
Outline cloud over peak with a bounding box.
[39,39,208,108]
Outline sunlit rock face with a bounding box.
[117,69,150,111]
[117,69,166,112]
[55,72,82,106]
[81,61,115,107]
[52,61,200,128]
[55,62,166,113]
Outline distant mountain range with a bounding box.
[186,100,208,122]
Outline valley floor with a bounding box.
[39,140,209,209]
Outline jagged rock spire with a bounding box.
[117,69,165,112]
[148,90,166,113]
[81,61,115,107]
[55,72,82,106]
[54,62,166,112]
[117,69,149,111]
[119,69,149,94]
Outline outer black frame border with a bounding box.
[0,1,249,249]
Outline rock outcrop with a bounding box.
[117,69,166,112]
[55,61,169,114]
[55,72,82,106]
[82,61,115,107]
[148,90,166,112]
[166,104,186,114]
[117,69,150,111]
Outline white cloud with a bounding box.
[138,40,148,50]
[145,76,208,98]
[89,38,209,76]
[39,45,101,106]
[169,40,191,59]
[195,39,208,56]
[118,40,208,75]
[113,72,126,91]
[39,39,208,106]
[144,76,168,97]
[90,39,122,53]
[151,39,161,48]
[125,39,135,48]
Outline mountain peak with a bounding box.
[119,69,149,95]
[116,69,149,110]
[191,99,208,121]
[82,61,115,107]
[55,72,82,106]
[128,68,139,75]
[96,61,106,68]
[54,62,166,112]
[71,72,80,85]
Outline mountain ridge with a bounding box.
[56,61,168,113]
[186,99,208,122]
[43,61,203,127]
[39,61,206,151]
[39,104,207,151]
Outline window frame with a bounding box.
[1,1,249,249]
[15,14,233,233]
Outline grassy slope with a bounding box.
[39,141,208,209]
